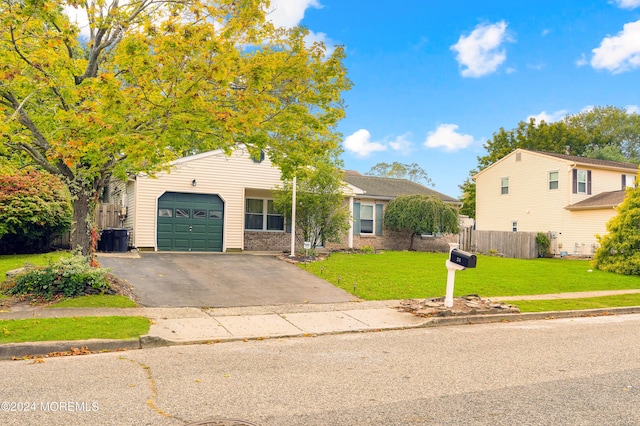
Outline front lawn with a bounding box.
[0,252,69,283]
[300,251,640,300]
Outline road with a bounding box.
[1,314,639,425]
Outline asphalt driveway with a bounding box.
[97,252,354,308]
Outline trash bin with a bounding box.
[99,228,114,252]
[111,228,129,252]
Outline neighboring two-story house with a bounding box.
[474,149,638,256]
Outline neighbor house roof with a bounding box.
[565,190,627,211]
[474,149,639,179]
[538,151,638,171]
[343,171,461,205]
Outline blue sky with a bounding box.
[267,0,640,198]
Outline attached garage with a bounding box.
[157,192,224,252]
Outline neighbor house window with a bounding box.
[622,174,635,190]
[512,221,518,232]
[572,169,591,194]
[245,199,284,231]
[548,171,559,190]
[360,204,374,234]
[501,177,509,195]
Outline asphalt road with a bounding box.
[1,314,639,425]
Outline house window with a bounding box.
[360,204,374,234]
[622,174,635,190]
[500,177,509,195]
[512,221,518,232]
[245,199,284,231]
[571,169,592,195]
[548,171,559,190]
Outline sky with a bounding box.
[266,0,640,198]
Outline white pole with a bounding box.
[444,243,459,308]
[290,175,296,257]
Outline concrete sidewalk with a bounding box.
[2,291,640,359]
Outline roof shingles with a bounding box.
[343,172,460,204]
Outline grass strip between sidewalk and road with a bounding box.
[503,293,640,313]
[0,316,150,343]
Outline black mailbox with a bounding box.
[450,249,477,268]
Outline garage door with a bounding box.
[157,192,224,252]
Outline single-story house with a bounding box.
[473,148,638,256]
[102,147,462,252]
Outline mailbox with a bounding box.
[449,249,477,268]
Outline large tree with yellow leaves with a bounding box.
[0,0,350,253]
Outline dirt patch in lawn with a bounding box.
[399,294,520,317]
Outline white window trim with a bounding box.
[359,203,375,235]
[576,170,587,194]
[245,198,285,232]
[500,177,509,195]
[548,171,559,190]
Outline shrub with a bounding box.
[536,232,551,258]
[4,254,111,299]
[0,169,72,254]
[593,180,640,275]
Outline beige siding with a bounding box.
[132,148,282,251]
[475,150,627,255]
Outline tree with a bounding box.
[592,176,640,275]
[366,162,433,186]
[273,159,351,251]
[0,168,72,254]
[0,0,350,254]
[458,175,476,219]
[383,194,460,251]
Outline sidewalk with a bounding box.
[2,291,640,359]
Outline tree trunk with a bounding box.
[409,232,416,251]
[70,189,94,255]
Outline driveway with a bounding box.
[97,252,354,308]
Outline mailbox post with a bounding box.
[444,243,477,308]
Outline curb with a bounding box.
[2,306,640,359]
[0,338,140,360]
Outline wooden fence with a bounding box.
[51,204,122,249]
[459,228,540,259]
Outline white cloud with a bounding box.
[344,129,387,157]
[388,133,414,154]
[612,0,640,9]
[266,0,321,28]
[591,20,640,73]
[626,104,640,114]
[424,124,474,152]
[576,53,588,67]
[450,21,513,78]
[528,110,569,123]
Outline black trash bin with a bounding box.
[111,228,129,252]
[99,229,114,252]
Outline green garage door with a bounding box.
[157,192,224,252]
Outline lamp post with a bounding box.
[289,175,296,257]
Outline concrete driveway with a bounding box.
[97,252,354,308]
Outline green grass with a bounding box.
[504,294,640,313]
[301,251,640,300]
[0,316,149,343]
[0,252,70,283]
[47,295,137,308]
